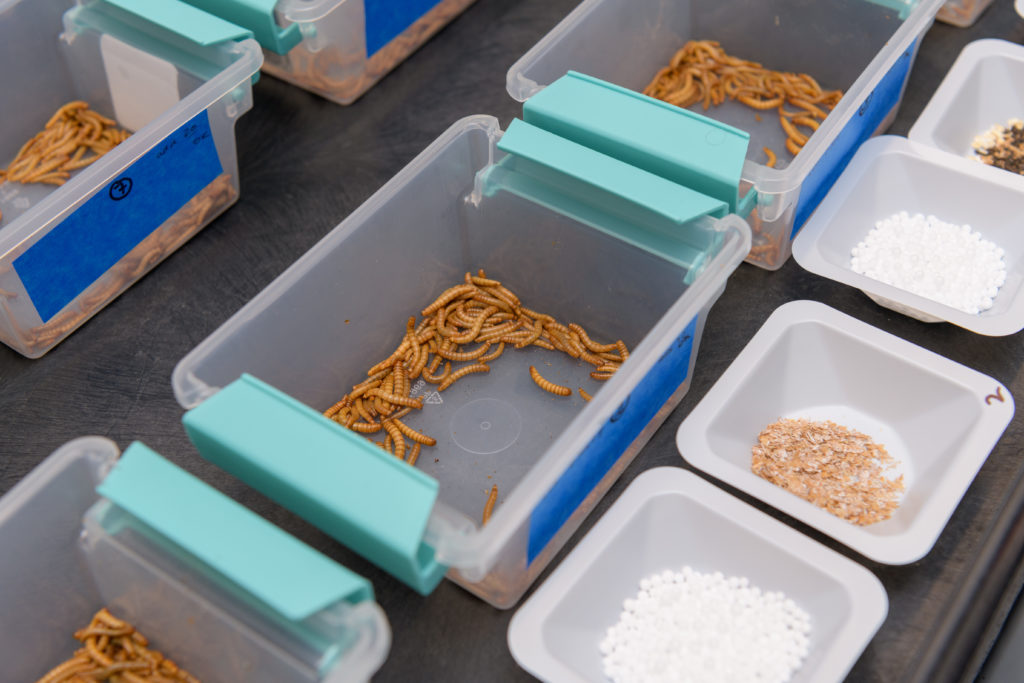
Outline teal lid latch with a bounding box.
[95,442,374,622]
[481,71,757,280]
[181,374,448,595]
[181,0,303,54]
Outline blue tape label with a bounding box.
[364,0,443,56]
[790,40,916,237]
[14,109,223,323]
[527,315,699,564]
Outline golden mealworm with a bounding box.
[579,388,592,402]
[779,115,808,146]
[393,418,437,446]
[438,362,489,391]
[763,147,777,168]
[423,360,452,384]
[785,137,802,156]
[323,397,349,418]
[595,363,620,374]
[615,340,629,360]
[349,421,382,433]
[422,284,475,315]
[529,365,572,396]
[366,388,423,409]
[437,341,491,361]
[568,323,617,353]
[383,421,406,459]
[482,484,498,525]
[590,371,615,381]
[407,442,422,466]
[479,341,505,362]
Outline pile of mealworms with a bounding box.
[323,270,629,521]
[323,269,629,459]
[1,101,129,187]
[35,608,199,682]
[642,40,843,166]
[0,173,236,354]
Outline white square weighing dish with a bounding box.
[791,135,1024,335]
[507,467,888,683]
[676,300,1014,565]
[909,39,1024,160]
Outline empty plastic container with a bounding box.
[185,0,477,104]
[676,301,1014,564]
[0,0,261,357]
[0,436,390,683]
[506,0,943,269]
[792,136,1024,335]
[172,108,751,608]
[936,0,994,27]
[508,467,889,683]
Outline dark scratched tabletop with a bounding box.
[3,1,1024,681]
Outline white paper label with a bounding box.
[100,34,180,132]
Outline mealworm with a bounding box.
[365,388,423,409]
[422,284,475,315]
[595,363,620,374]
[383,421,406,459]
[530,365,572,396]
[438,363,489,391]
[323,397,349,418]
[438,341,491,361]
[568,323,617,353]
[763,146,777,168]
[408,442,422,466]
[471,275,501,286]
[779,115,808,146]
[349,421,382,433]
[786,137,802,156]
[579,388,592,402]
[482,484,498,525]
[392,417,437,446]
[590,370,616,381]
[479,341,505,362]
[616,340,629,360]
[423,360,451,383]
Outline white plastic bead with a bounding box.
[600,566,812,683]
[849,212,1006,315]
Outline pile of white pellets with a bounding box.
[600,566,811,683]
[850,212,1006,315]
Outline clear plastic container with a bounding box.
[0,0,262,357]
[172,114,751,608]
[936,0,994,27]
[0,436,391,683]
[505,0,943,270]
[260,0,477,104]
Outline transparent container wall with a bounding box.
[936,0,994,26]
[264,0,477,105]
[0,0,256,357]
[82,501,390,683]
[507,0,937,270]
